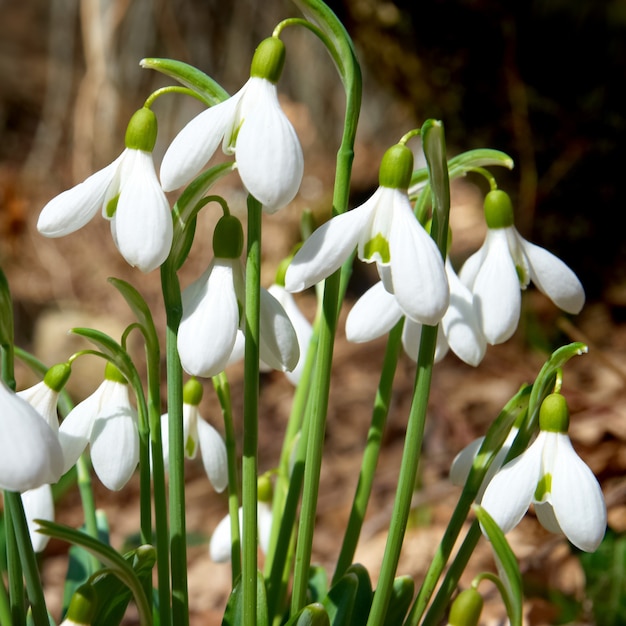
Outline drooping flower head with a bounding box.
[285,142,449,325]
[481,393,607,552]
[460,189,585,344]
[37,107,173,272]
[58,362,139,491]
[159,37,303,213]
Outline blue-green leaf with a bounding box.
[283,603,330,626]
[382,576,414,626]
[321,571,358,626]
[221,571,268,626]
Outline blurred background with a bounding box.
[1,1,626,624]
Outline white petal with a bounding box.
[534,500,563,534]
[258,501,274,555]
[258,288,300,373]
[449,437,485,487]
[197,419,228,492]
[284,203,376,292]
[471,229,521,344]
[37,156,122,237]
[458,244,487,290]
[178,260,240,378]
[345,282,403,343]
[481,434,544,534]
[21,484,54,552]
[550,434,607,551]
[159,97,239,191]
[90,406,139,491]
[0,381,64,491]
[226,330,246,368]
[235,78,303,213]
[112,150,173,272]
[209,507,242,563]
[521,238,585,314]
[387,194,449,325]
[17,382,60,431]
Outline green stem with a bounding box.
[243,195,263,626]
[0,575,11,626]
[332,319,403,583]
[3,496,24,626]
[160,262,188,626]
[366,323,438,626]
[75,455,100,574]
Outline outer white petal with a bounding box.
[0,381,64,491]
[346,282,403,343]
[284,202,376,292]
[481,433,545,534]
[37,155,122,237]
[209,508,241,563]
[235,78,303,213]
[226,330,246,368]
[21,484,54,553]
[449,437,485,487]
[17,382,60,432]
[442,259,487,366]
[258,501,274,555]
[178,260,240,377]
[520,237,585,314]
[550,433,607,551]
[90,405,139,491]
[534,500,562,534]
[258,288,300,373]
[458,243,488,289]
[471,229,521,344]
[159,96,239,191]
[197,418,228,493]
[387,192,449,325]
[112,150,173,272]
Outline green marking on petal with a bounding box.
[534,472,552,501]
[363,233,390,264]
[106,194,120,218]
[185,435,197,458]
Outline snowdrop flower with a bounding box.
[285,143,449,325]
[37,107,173,272]
[21,484,54,553]
[177,214,299,378]
[346,257,485,366]
[481,393,607,552]
[460,189,585,344]
[159,37,303,213]
[0,380,63,492]
[161,378,227,492]
[59,362,139,491]
[60,584,97,626]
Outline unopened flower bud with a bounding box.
[447,587,483,626]
[61,583,97,625]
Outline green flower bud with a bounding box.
[104,361,128,385]
[539,393,570,433]
[64,583,97,625]
[378,143,414,190]
[250,37,286,84]
[213,215,244,258]
[125,107,158,152]
[258,473,273,503]
[183,377,203,407]
[448,588,483,626]
[43,362,71,392]
[483,189,514,229]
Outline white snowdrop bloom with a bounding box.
[286,144,449,326]
[21,483,54,553]
[160,378,228,492]
[58,363,139,491]
[37,107,173,273]
[460,189,585,345]
[0,380,64,492]
[159,37,303,213]
[481,393,606,552]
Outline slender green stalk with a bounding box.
[75,455,100,572]
[243,195,263,626]
[0,576,11,626]
[3,497,24,626]
[160,262,188,626]
[366,324,438,626]
[332,319,403,583]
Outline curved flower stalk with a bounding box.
[460,189,585,344]
[37,107,173,273]
[21,483,54,553]
[285,143,449,326]
[346,256,486,366]
[58,362,139,491]
[160,37,303,213]
[481,393,606,552]
[160,378,228,492]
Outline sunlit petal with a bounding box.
[21,484,54,552]
[197,419,228,493]
[258,288,300,373]
[345,281,403,343]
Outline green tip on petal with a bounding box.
[213,215,244,258]
[275,256,292,287]
[448,588,483,626]
[379,143,414,190]
[539,393,570,433]
[65,583,97,625]
[125,107,158,152]
[250,37,286,84]
[183,377,203,406]
[258,473,273,503]
[534,472,552,501]
[483,189,514,229]
[43,362,72,392]
[104,361,128,385]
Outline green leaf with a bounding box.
[381,576,414,626]
[0,267,13,348]
[321,571,358,626]
[222,571,268,626]
[283,603,330,626]
[140,58,229,105]
[307,565,329,604]
[579,528,626,626]
[344,563,372,625]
